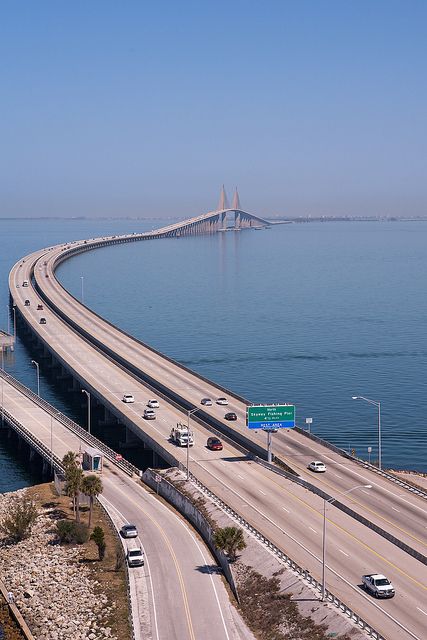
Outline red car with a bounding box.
[207,437,223,451]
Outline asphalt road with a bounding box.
[0,375,253,640]
[8,244,427,639]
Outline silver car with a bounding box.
[120,524,138,538]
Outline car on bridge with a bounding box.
[201,398,213,406]
[216,397,228,406]
[39,317,47,325]
[37,304,43,310]
[225,412,237,421]
[147,399,159,408]
[143,408,156,420]
[308,461,326,473]
[207,437,223,451]
[122,394,135,403]
[24,299,30,306]
[120,524,138,538]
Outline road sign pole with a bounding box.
[267,431,272,463]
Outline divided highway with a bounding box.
[8,236,427,640]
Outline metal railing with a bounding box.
[177,463,385,640]
[0,368,140,477]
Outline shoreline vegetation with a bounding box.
[0,483,131,640]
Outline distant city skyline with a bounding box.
[1,1,426,219]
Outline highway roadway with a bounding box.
[0,374,253,640]
[26,239,427,562]
[8,242,427,639]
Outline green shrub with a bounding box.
[90,526,106,560]
[0,496,38,542]
[56,519,89,544]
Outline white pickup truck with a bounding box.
[362,574,395,598]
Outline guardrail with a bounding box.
[177,464,385,640]
[295,426,427,500]
[97,497,136,640]
[0,369,140,477]
[255,456,427,566]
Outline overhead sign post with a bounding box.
[246,405,295,430]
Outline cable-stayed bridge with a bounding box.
[151,186,272,238]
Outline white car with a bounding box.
[147,399,159,408]
[120,524,138,538]
[122,394,135,403]
[216,397,228,406]
[127,547,144,567]
[144,409,156,420]
[308,461,326,473]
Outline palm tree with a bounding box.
[81,475,103,527]
[64,464,83,522]
[213,526,246,562]
[62,451,78,470]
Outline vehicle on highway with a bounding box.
[24,299,30,306]
[22,280,29,287]
[127,547,144,567]
[122,393,135,403]
[201,398,213,406]
[147,399,159,408]
[143,409,156,420]
[308,460,326,473]
[37,304,43,310]
[207,437,223,451]
[39,317,47,325]
[362,574,395,598]
[120,524,138,538]
[170,424,194,446]
[216,397,228,405]
[224,412,237,421]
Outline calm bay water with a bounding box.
[1,218,427,491]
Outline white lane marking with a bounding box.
[194,459,423,640]
[361,490,371,495]
[101,497,159,640]
[281,506,290,513]
[333,473,342,478]
[321,452,426,515]
[417,607,427,616]
[338,549,349,557]
[258,489,266,495]
[309,527,317,534]
[237,475,244,480]
[392,507,400,512]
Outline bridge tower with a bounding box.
[232,187,241,228]
[217,185,229,229]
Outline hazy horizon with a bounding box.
[2,1,426,219]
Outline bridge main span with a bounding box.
[153,186,271,238]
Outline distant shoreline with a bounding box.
[1,215,426,222]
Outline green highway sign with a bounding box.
[246,405,295,430]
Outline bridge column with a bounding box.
[234,211,241,229]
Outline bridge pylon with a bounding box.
[218,185,229,211]
[231,187,240,211]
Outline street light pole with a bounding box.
[12,306,16,340]
[80,276,84,304]
[7,305,10,335]
[82,389,91,435]
[321,484,371,601]
[352,396,382,470]
[186,408,198,481]
[31,360,40,396]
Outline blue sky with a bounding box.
[1,1,426,218]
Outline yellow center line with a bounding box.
[278,452,427,551]
[258,465,427,590]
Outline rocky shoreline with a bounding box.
[0,485,124,640]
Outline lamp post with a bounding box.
[82,389,91,435]
[31,360,40,396]
[12,306,16,340]
[186,408,199,480]
[321,484,371,601]
[50,411,61,472]
[352,396,381,470]
[7,305,10,335]
[1,350,4,427]
[80,276,84,304]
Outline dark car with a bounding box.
[207,437,223,451]
[37,304,43,310]
[120,524,138,538]
[201,398,213,406]
[39,317,47,325]
[225,412,237,421]
[24,299,30,306]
